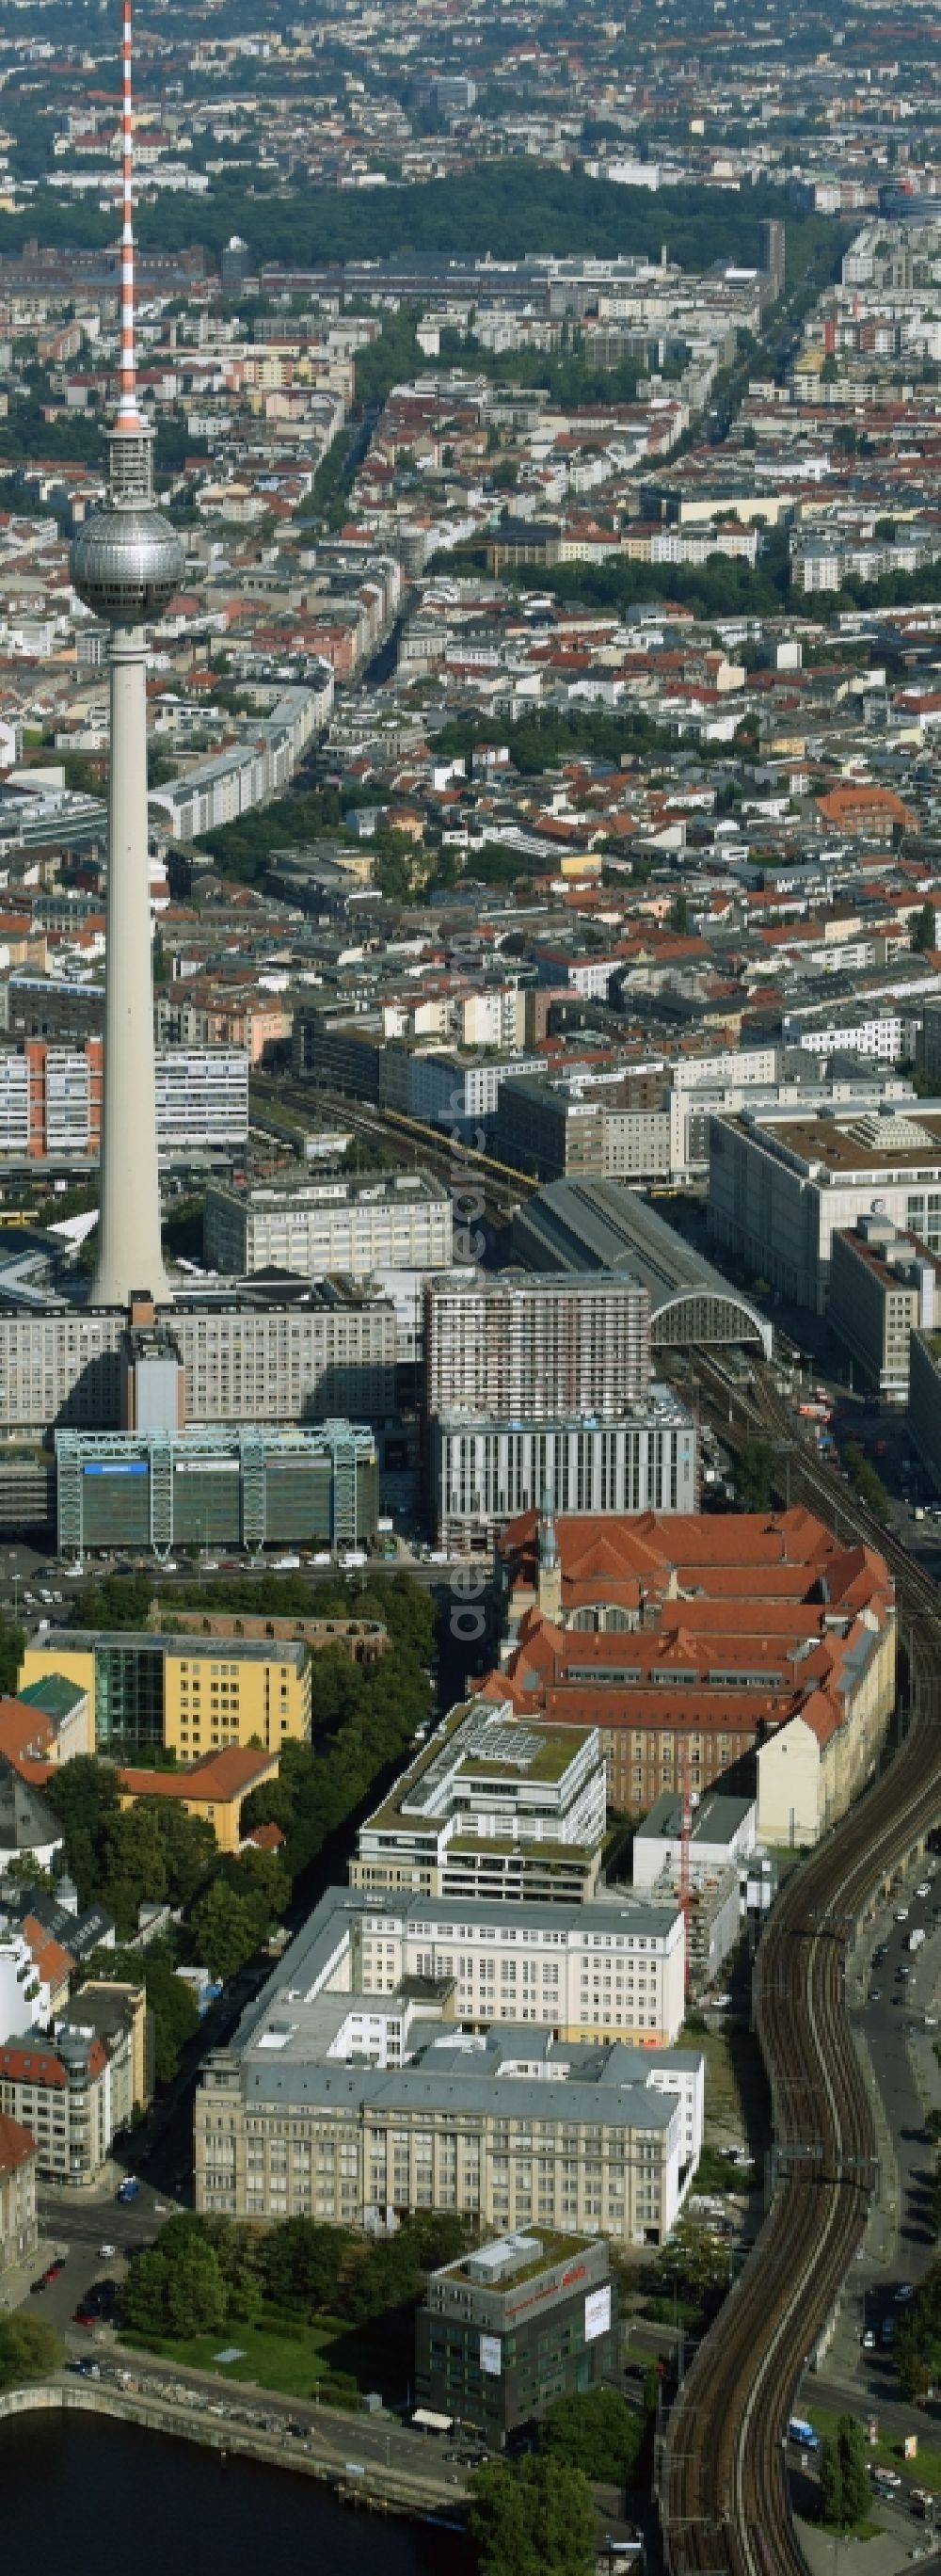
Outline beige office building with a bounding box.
[195,1888,702,2245]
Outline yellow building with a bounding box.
[117,1744,281,1854]
[19,1629,311,1762]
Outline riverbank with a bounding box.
[0,2375,468,2528]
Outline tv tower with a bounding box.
[70,0,183,1306]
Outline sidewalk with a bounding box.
[0,2236,69,2314]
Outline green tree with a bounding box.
[541,2385,646,2483]
[0,1610,24,1697]
[42,1753,118,1848]
[341,2231,424,2324]
[239,1781,295,1837]
[99,1805,169,1939]
[121,2244,173,2339]
[229,1845,291,1918]
[151,1803,217,1910]
[670,890,691,935]
[42,1755,120,1906]
[837,2414,870,2526]
[734,1441,774,1513]
[259,2217,348,2313]
[122,2230,227,2340]
[654,2217,732,2307]
[470,2455,595,2576]
[843,1443,888,1524]
[0,2314,63,2389]
[85,1944,199,2088]
[819,2435,842,2529]
[188,1879,259,1984]
[911,901,936,954]
[897,2331,934,2403]
[163,2233,227,2338]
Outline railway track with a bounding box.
[248,1076,537,1226]
[660,1362,941,2576]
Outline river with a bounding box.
[0,2411,471,2576]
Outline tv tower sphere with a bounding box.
[71,499,183,627]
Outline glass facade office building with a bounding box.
[55,1422,377,1559]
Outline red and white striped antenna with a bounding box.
[117,0,142,433]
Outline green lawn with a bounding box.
[120,2302,415,2407]
[121,2315,352,2401]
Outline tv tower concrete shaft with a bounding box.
[96,626,168,1304]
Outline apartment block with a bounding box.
[204,1169,453,1280]
[19,1628,312,1760]
[0,1288,397,1435]
[153,1047,249,1159]
[0,2024,113,2186]
[262,1880,687,2048]
[70,1979,152,2122]
[0,1038,247,1164]
[423,1273,650,1422]
[917,999,941,1090]
[494,1076,673,1185]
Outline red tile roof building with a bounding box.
[491,1507,896,1844]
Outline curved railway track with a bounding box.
[250,1077,538,1224]
[660,1365,941,2576]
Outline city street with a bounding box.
[12,2181,182,2335]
